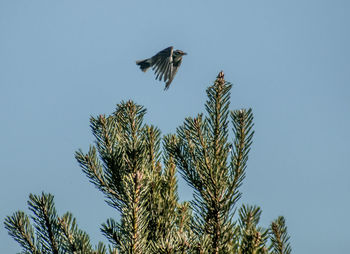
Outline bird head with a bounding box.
[174,50,187,56]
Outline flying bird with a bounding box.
[136,46,187,90]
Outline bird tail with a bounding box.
[136,58,152,72]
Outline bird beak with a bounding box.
[183,52,187,55]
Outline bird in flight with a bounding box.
[136,46,187,90]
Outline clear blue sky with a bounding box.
[1,1,349,253]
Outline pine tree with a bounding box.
[5,71,292,254]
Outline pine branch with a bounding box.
[228,108,254,208]
[59,212,97,253]
[101,218,121,247]
[237,205,269,254]
[75,146,120,201]
[269,216,292,254]
[28,193,60,254]
[144,125,162,173]
[94,242,108,254]
[4,211,39,254]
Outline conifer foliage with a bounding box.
[166,72,255,253]
[5,72,291,254]
[4,192,107,254]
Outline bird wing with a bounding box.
[151,46,173,82]
[164,58,182,90]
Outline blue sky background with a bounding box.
[1,1,349,253]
